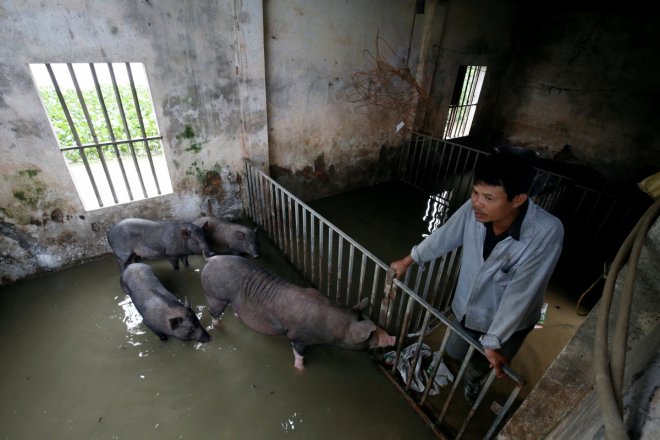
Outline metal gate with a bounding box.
[244,160,526,439]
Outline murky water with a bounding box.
[0,230,436,439]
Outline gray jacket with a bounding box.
[411,199,564,349]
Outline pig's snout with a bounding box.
[370,327,396,348]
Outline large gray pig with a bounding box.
[200,255,395,369]
[120,263,211,343]
[193,203,259,258]
[107,218,212,271]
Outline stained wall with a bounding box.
[0,0,268,284]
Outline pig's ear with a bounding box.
[352,297,370,311]
[350,320,377,344]
[169,316,184,330]
[235,231,246,240]
[183,297,190,308]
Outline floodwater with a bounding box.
[0,229,436,439]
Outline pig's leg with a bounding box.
[291,342,306,370]
[208,299,230,327]
[168,257,180,271]
[182,256,189,267]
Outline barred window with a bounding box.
[443,65,487,140]
[29,62,173,211]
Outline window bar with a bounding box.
[91,63,133,201]
[126,63,161,194]
[420,327,451,405]
[109,63,148,198]
[45,63,104,207]
[67,63,118,205]
[457,67,479,136]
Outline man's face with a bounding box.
[470,183,525,225]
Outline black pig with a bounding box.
[108,218,212,271]
[120,263,211,343]
[200,255,395,369]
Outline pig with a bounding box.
[200,255,396,369]
[107,218,213,271]
[193,202,260,258]
[120,263,211,343]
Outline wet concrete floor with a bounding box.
[0,226,436,439]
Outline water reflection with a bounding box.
[117,294,145,347]
[423,190,452,237]
[281,411,303,433]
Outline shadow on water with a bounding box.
[0,228,436,439]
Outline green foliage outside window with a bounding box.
[37,84,163,163]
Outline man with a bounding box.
[390,152,563,401]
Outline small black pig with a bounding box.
[193,202,259,258]
[107,218,212,271]
[200,255,395,369]
[120,263,211,343]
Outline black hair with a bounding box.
[473,152,535,200]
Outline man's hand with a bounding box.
[390,255,414,279]
[484,348,508,378]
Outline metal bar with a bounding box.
[68,63,118,204]
[456,371,497,439]
[327,228,334,297]
[91,63,132,200]
[311,212,316,285]
[294,200,301,268]
[337,236,344,304]
[126,62,161,194]
[357,254,367,303]
[420,327,451,405]
[46,63,104,207]
[484,385,522,440]
[318,220,324,292]
[302,206,309,278]
[369,265,381,318]
[346,244,355,306]
[59,135,164,151]
[279,188,289,256]
[438,345,475,424]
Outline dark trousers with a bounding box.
[445,316,533,386]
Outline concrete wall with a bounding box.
[0,0,268,284]
[479,9,660,183]
[421,0,520,138]
[264,0,425,200]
